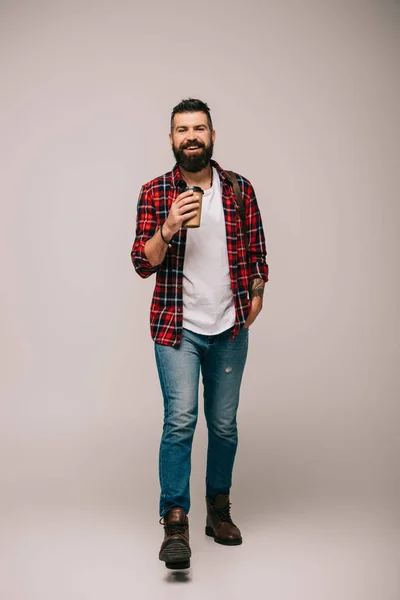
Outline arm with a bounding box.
[143,187,199,266]
[144,224,174,267]
[131,185,200,277]
[243,182,269,328]
[131,185,161,278]
[244,277,265,328]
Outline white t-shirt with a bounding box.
[182,168,235,335]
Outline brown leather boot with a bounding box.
[205,494,242,545]
[159,507,191,569]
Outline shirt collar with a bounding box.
[171,159,232,190]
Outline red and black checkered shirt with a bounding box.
[131,160,269,346]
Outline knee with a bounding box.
[164,411,198,438]
[207,419,237,440]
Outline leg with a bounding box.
[155,329,202,517]
[202,327,249,501]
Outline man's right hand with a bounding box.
[163,190,200,239]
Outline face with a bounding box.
[170,111,216,173]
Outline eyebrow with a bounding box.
[175,124,207,130]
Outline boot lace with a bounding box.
[213,501,234,524]
[159,517,186,536]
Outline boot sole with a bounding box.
[205,525,243,546]
[159,539,191,569]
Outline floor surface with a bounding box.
[1,500,398,600]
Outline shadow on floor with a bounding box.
[163,568,192,583]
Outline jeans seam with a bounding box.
[155,346,171,515]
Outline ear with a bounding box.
[169,132,173,147]
[212,129,216,144]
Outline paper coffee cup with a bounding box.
[182,186,204,228]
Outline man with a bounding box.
[131,98,268,570]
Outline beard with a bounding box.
[172,139,214,173]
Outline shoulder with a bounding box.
[226,171,252,186]
[222,168,255,197]
[141,170,174,196]
[214,160,252,189]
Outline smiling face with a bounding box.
[169,111,216,172]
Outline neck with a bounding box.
[179,162,213,190]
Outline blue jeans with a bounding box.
[155,326,249,517]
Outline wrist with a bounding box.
[159,223,173,246]
[162,221,174,241]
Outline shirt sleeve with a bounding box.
[246,183,269,283]
[131,184,161,279]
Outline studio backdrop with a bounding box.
[0,0,399,517]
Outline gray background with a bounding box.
[0,1,399,598]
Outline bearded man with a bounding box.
[131,98,269,570]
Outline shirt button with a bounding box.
[177,308,182,313]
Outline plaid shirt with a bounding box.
[131,160,269,346]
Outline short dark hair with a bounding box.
[170,98,213,132]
